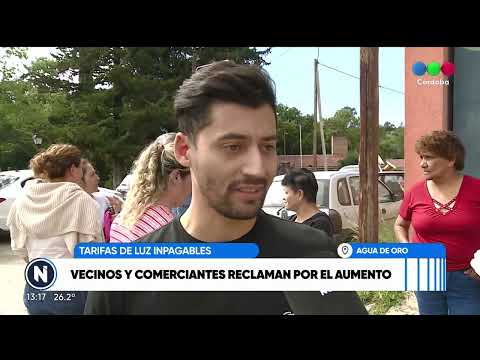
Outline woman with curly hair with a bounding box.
[110,133,191,243]
[394,130,480,315]
[8,144,102,315]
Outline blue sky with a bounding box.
[24,47,405,126]
[262,47,405,126]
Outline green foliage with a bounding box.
[338,150,358,167]
[379,219,397,243]
[2,47,271,185]
[276,103,314,155]
[379,125,404,159]
[276,104,404,165]
[2,47,404,185]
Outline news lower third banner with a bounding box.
[25,243,446,292]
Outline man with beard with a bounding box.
[85,60,367,315]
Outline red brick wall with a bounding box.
[278,155,344,170]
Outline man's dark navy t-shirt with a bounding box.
[84,211,366,315]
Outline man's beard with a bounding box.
[200,175,269,220]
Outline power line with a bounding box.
[270,48,404,95]
[270,47,293,60]
[317,61,404,95]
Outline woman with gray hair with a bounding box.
[110,133,191,243]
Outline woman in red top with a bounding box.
[394,130,480,315]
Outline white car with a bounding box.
[262,170,403,237]
[0,170,35,232]
[0,169,121,232]
[115,174,132,200]
[97,187,123,199]
[338,165,360,172]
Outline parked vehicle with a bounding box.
[262,170,403,239]
[0,170,121,232]
[0,170,34,231]
[115,174,132,200]
[378,171,404,198]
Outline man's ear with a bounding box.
[175,132,191,168]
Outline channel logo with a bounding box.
[25,258,57,290]
[412,61,455,77]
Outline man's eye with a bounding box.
[225,144,240,152]
[264,144,276,152]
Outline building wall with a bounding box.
[404,47,450,190]
[331,136,348,156]
[277,154,344,171]
[452,48,480,178]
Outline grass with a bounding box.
[379,219,397,243]
[341,219,397,243]
[358,218,406,314]
[358,291,407,315]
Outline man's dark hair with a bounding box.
[281,168,318,204]
[174,60,277,144]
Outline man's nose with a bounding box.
[242,147,268,178]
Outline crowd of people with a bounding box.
[6,59,480,315]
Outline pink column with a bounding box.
[404,47,450,190]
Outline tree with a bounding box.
[23,47,272,186]
[379,125,404,159]
[382,121,396,132]
[323,106,360,154]
[276,104,404,166]
[276,104,315,156]
[338,150,359,167]
[0,48,58,170]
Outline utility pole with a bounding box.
[313,60,318,171]
[299,123,303,168]
[315,59,328,171]
[359,48,379,243]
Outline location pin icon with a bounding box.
[337,243,352,258]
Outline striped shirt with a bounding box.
[110,205,174,243]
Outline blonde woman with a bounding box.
[110,134,191,243]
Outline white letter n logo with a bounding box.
[34,266,48,283]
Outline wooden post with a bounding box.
[315,60,328,171]
[359,48,379,243]
[313,60,318,170]
[299,123,303,168]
